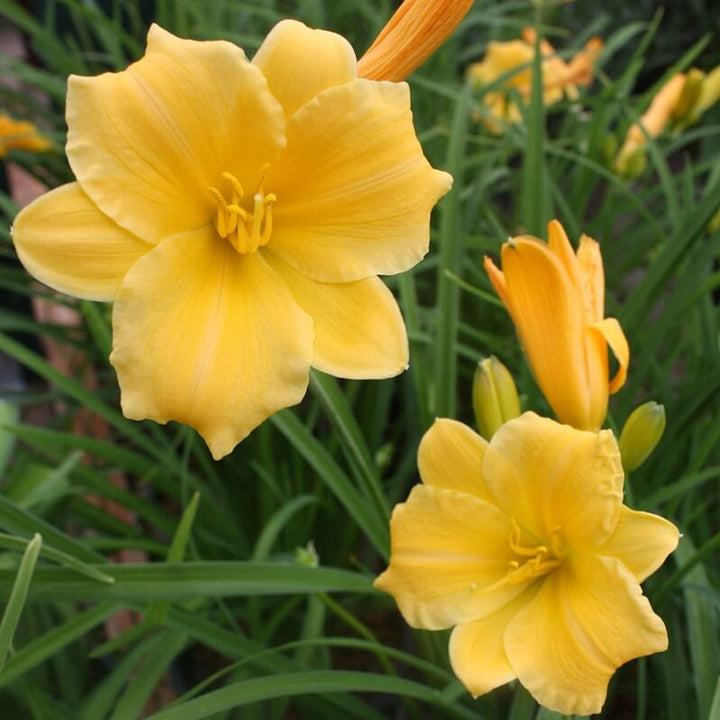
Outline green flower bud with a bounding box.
[618,401,666,472]
[472,356,521,440]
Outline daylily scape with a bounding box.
[376,412,679,716]
[12,20,451,458]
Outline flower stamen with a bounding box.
[209,171,276,254]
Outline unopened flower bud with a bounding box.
[472,356,521,439]
[618,401,666,472]
[673,68,705,124]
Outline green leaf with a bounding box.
[0,561,374,602]
[0,532,42,672]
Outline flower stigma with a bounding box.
[208,168,276,254]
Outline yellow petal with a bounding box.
[12,183,151,301]
[505,555,669,716]
[67,24,284,244]
[496,238,593,428]
[375,485,529,630]
[449,591,533,697]
[268,79,452,282]
[265,251,408,378]
[357,0,473,82]
[417,418,492,501]
[110,228,313,459]
[591,317,629,394]
[483,413,624,548]
[600,506,679,582]
[253,19,357,119]
[576,233,604,321]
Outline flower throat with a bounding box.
[209,169,276,254]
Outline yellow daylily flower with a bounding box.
[467,29,602,132]
[0,114,52,157]
[375,412,679,716]
[12,21,452,459]
[484,220,628,431]
[357,0,474,82]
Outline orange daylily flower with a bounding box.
[467,29,602,132]
[0,114,52,158]
[357,0,473,81]
[615,66,720,175]
[484,220,629,431]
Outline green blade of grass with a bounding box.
[0,532,42,673]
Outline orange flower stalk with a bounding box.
[357,0,473,81]
[484,220,629,431]
[0,114,52,158]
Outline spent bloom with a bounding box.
[484,219,629,431]
[375,412,679,715]
[357,0,474,81]
[12,21,451,459]
[0,114,52,158]
[467,28,602,132]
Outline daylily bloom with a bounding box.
[375,412,679,715]
[484,220,629,431]
[12,21,451,459]
[615,66,720,175]
[467,29,602,132]
[0,114,52,157]
[357,0,474,82]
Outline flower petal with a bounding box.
[483,413,624,548]
[494,237,596,429]
[268,79,452,282]
[265,251,407,378]
[449,592,533,697]
[576,233,604,321]
[600,506,679,582]
[505,554,669,716]
[110,229,313,459]
[253,19,357,119]
[374,485,529,630]
[12,183,151,301]
[418,418,492,500]
[591,317,629,394]
[67,24,285,243]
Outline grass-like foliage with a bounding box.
[0,0,718,718]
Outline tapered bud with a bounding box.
[472,356,521,439]
[618,401,666,472]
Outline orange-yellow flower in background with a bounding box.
[357,0,473,81]
[615,66,720,175]
[12,21,451,459]
[484,220,628,431]
[0,114,52,158]
[375,412,679,715]
[467,29,602,132]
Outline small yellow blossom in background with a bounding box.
[375,412,679,716]
[0,114,52,158]
[11,21,451,459]
[357,0,474,82]
[615,65,720,176]
[467,28,602,132]
[484,220,629,431]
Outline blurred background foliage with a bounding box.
[0,0,718,718]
